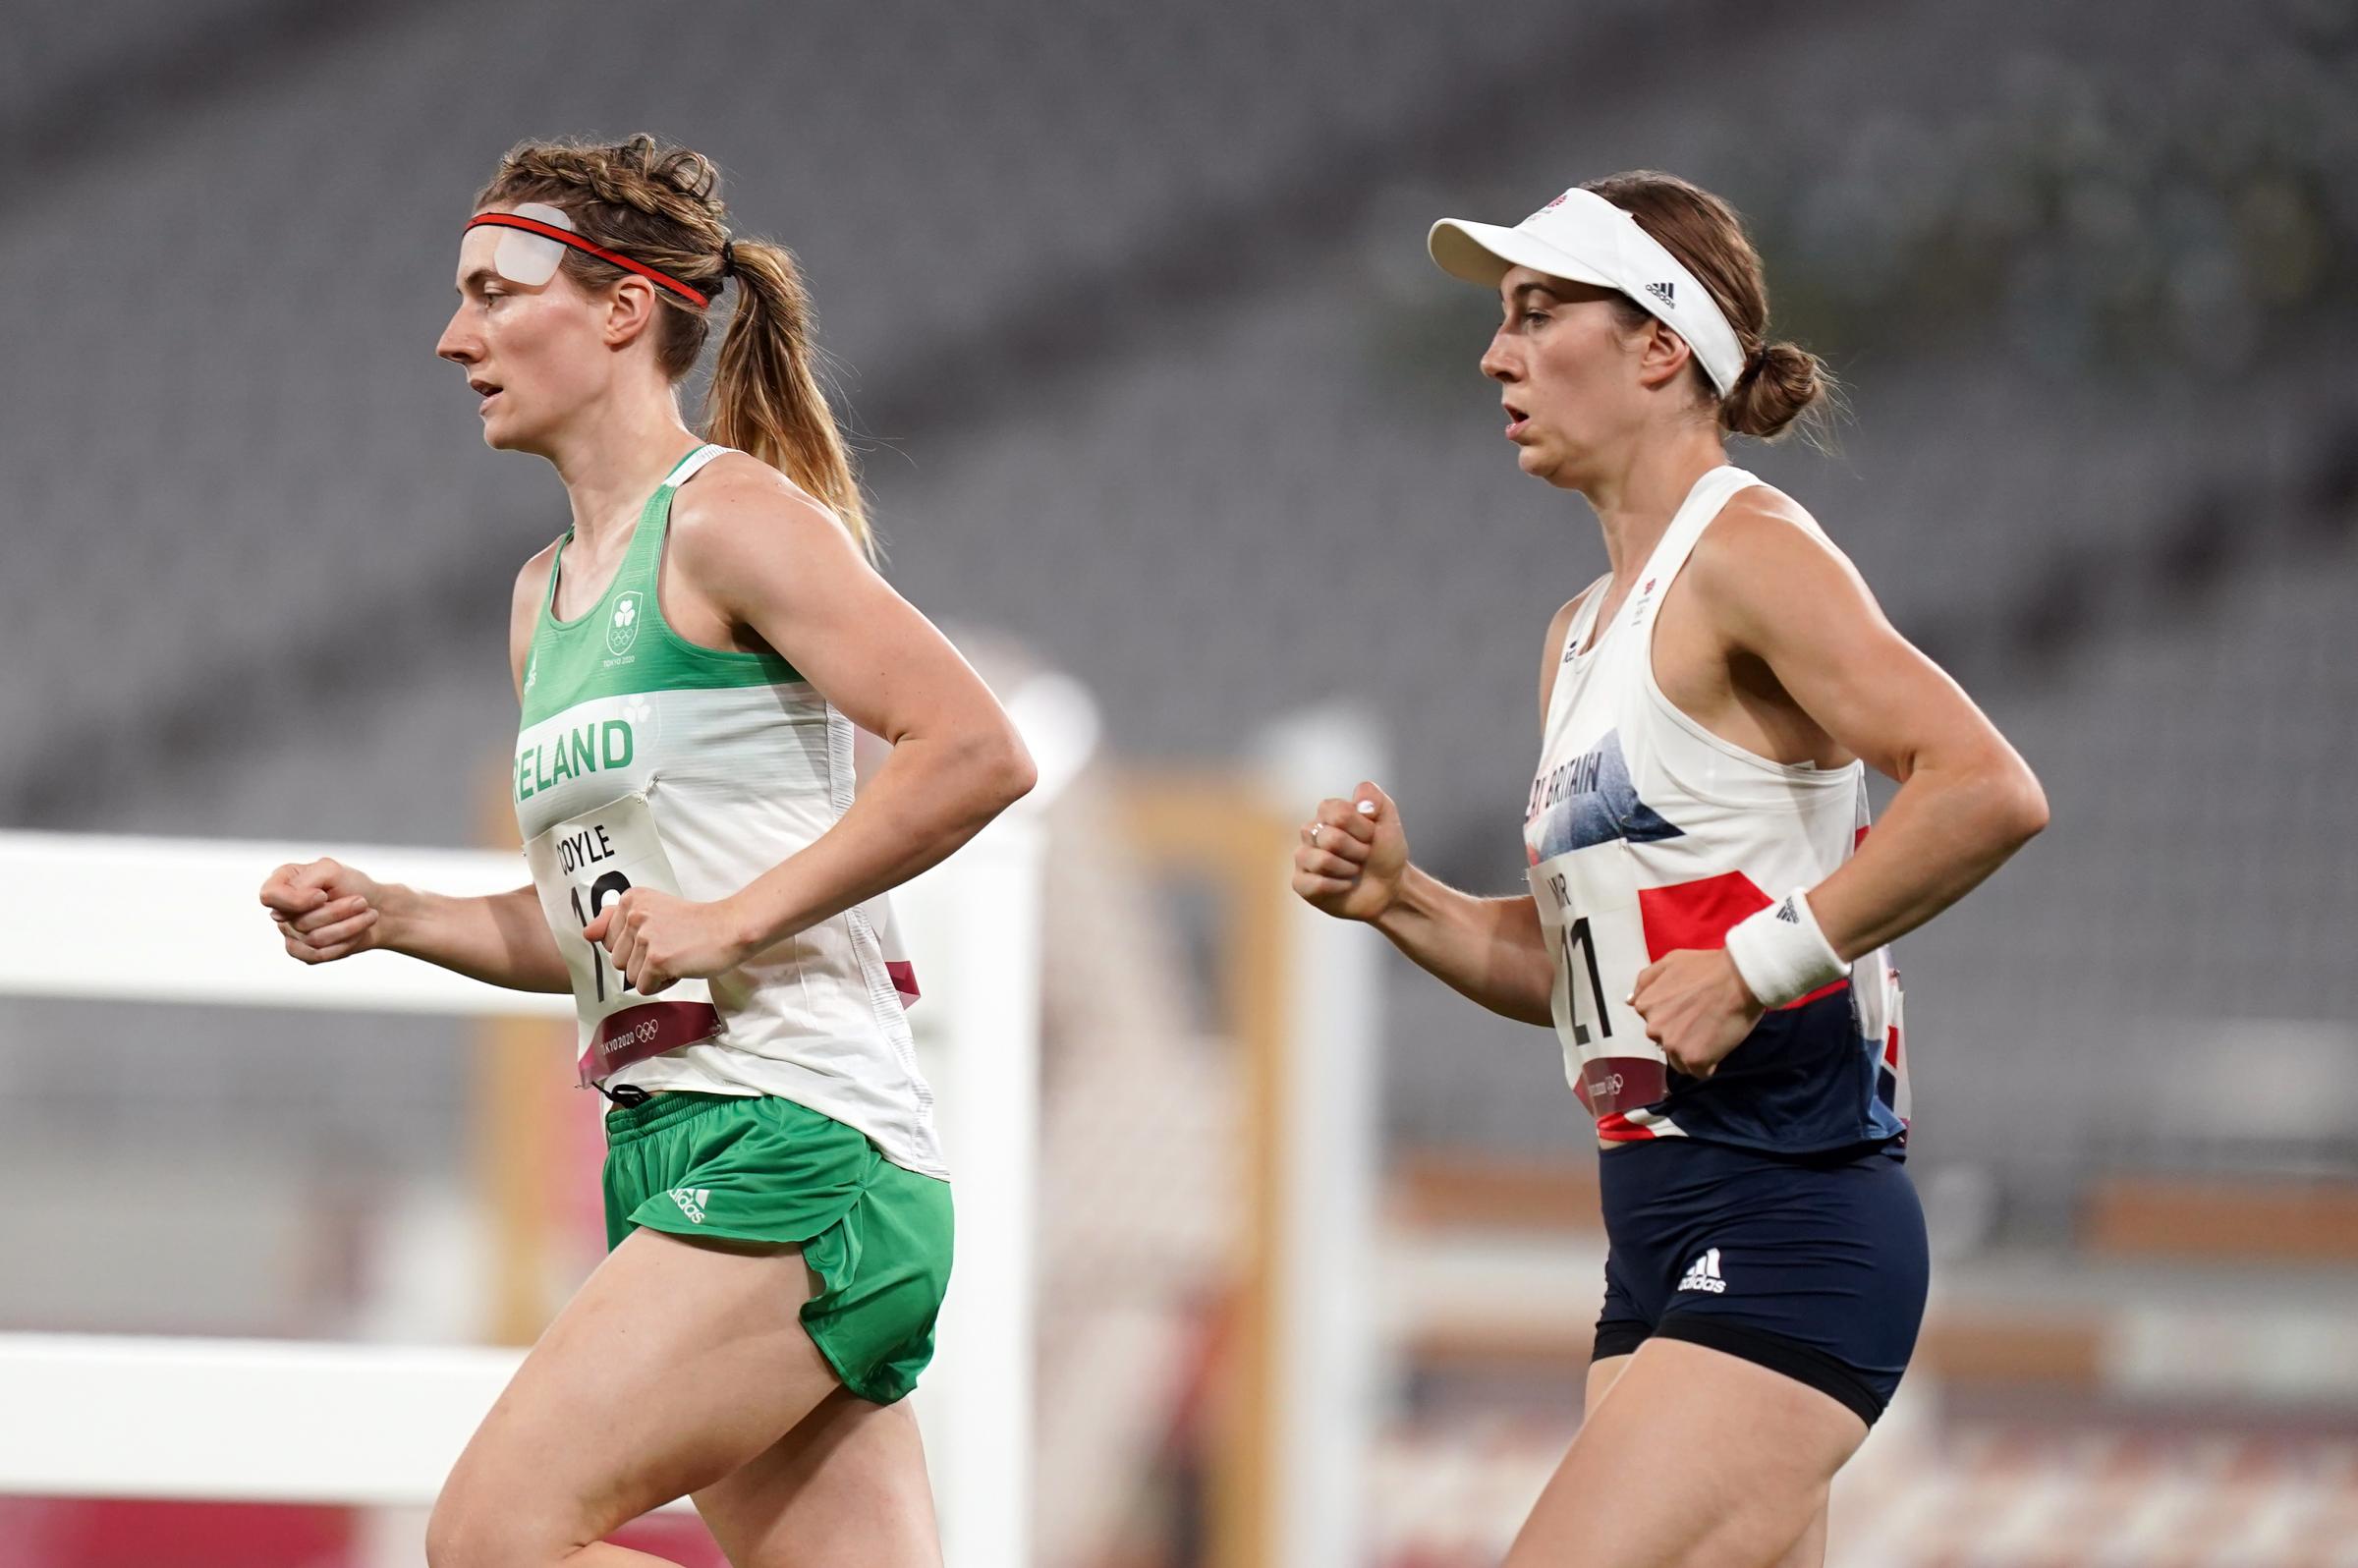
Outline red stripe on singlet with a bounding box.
[1638,869,1770,958]
[1638,870,1849,1011]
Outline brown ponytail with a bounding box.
[476,135,871,555]
[1581,170,1837,446]
[704,239,870,556]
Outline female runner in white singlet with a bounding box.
[1292,172,2048,1567]
[256,136,1033,1567]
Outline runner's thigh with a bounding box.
[1505,1337,1864,1568]
[1585,1350,1634,1417]
[1577,1348,1825,1568]
[693,1386,941,1568]
[429,1227,842,1560]
[1769,1502,1829,1568]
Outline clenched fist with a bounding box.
[259,858,387,964]
[1630,946,1765,1080]
[581,886,749,995]
[1291,781,1409,923]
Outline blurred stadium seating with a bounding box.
[4,0,2353,1562]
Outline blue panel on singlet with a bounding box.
[1644,986,1908,1153]
[1525,730,1684,862]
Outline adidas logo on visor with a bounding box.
[1645,281,1677,307]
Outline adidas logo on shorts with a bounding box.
[1677,1247,1728,1294]
[669,1187,712,1224]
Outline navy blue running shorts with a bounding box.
[1592,1136,1929,1427]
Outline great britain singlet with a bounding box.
[1522,465,1907,1155]
[514,444,945,1179]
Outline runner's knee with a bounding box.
[425,1473,582,1568]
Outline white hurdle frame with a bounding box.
[0,815,1045,1568]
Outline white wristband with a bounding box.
[1724,888,1849,1008]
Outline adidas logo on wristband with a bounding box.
[1726,888,1849,1008]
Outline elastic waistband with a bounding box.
[1603,1134,1904,1171]
[603,1090,759,1145]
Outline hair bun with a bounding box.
[1722,340,1825,441]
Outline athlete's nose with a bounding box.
[435,306,478,366]
[1481,329,1520,384]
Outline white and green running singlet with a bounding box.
[515,445,945,1179]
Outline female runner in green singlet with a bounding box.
[257,135,1032,1568]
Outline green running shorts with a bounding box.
[601,1091,953,1405]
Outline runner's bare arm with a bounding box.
[1689,494,2049,958]
[378,883,572,991]
[665,461,1036,954]
[258,861,571,991]
[1291,593,1589,1030]
[255,551,575,991]
[1370,859,1555,1030]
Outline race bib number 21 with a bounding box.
[1528,845,1666,1118]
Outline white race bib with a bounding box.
[1528,840,1667,1119]
[524,790,722,1084]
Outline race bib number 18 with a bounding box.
[524,790,722,1085]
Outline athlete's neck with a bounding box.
[546,398,704,552]
[1581,428,1729,584]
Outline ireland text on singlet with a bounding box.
[513,444,945,1179]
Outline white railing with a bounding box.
[0,670,1090,1566]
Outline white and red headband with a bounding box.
[466,202,716,308]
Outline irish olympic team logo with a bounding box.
[607,590,645,657]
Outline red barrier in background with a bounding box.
[0,1499,729,1567]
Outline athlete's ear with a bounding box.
[1632,317,1695,393]
[600,275,662,352]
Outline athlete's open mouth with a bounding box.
[1503,400,1531,436]
[470,377,504,414]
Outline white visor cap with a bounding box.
[1430,188,1746,398]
